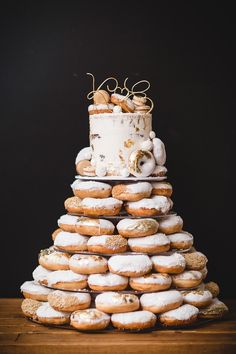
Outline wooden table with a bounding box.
[0,298,236,354]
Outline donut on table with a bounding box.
[95,292,140,313]
[38,249,70,271]
[151,253,186,274]
[111,310,157,330]
[32,265,52,283]
[168,231,193,250]
[158,215,183,235]
[129,273,172,292]
[198,298,228,319]
[140,290,183,314]
[108,254,152,277]
[71,180,112,199]
[127,233,170,253]
[53,231,89,252]
[36,302,70,325]
[20,281,53,301]
[183,251,208,270]
[159,304,199,327]
[21,298,43,320]
[112,182,152,201]
[204,281,220,298]
[125,196,173,217]
[45,270,88,291]
[81,197,123,216]
[88,273,128,291]
[87,234,128,254]
[151,182,173,197]
[64,196,83,214]
[75,217,115,236]
[48,290,91,312]
[57,214,80,232]
[172,270,203,289]
[116,218,159,238]
[181,289,213,308]
[69,254,108,274]
[70,309,110,330]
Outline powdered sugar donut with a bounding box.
[140,290,183,314]
[181,289,213,308]
[20,281,53,301]
[64,196,83,214]
[57,214,80,232]
[117,218,159,238]
[48,290,91,312]
[172,270,203,289]
[71,180,112,199]
[128,233,170,253]
[81,197,123,216]
[69,254,108,274]
[183,252,208,270]
[21,298,43,320]
[38,249,70,271]
[125,196,173,217]
[111,310,156,330]
[128,150,156,177]
[168,232,194,250]
[129,273,172,292]
[88,273,128,291]
[53,230,89,252]
[46,270,87,291]
[112,182,152,201]
[32,265,52,283]
[111,93,135,113]
[151,182,173,197]
[158,215,183,235]
[152,137,166,166]
[70,309,110,330]
[159,304,199,326]
[95,292,139,314]
[75,217,115,236]
[87,234,128,254]
[151,253,186,274]
[75,147,92,165]
[151,165,167,177]
[36,302,70,325]
[199,298,228,319]
[108,255,152,277]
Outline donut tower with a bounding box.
[20,74,228,331]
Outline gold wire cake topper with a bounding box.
[86,73,154,113]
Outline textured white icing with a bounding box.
[20,281,53,295]
[75,147,92,164]
[111,310,156,324]
[140,290,183,307]
[117,218,158,232]
[88,104,114,111]
[128,150,156,177]
[36,302,70,318]
[152,182,172,190]
[40,251,70,265]
[125,182,152,194]
[54,232,89,247]
[88,273,128,286]
[32,266,52,282]
[82,197,122,209]
[161,304,199,320]
[57,215,79,226]
[108,255,152,273]
[71,309,110,324]
[50,290,91,302]
[95,292,138,306]
[87,235,126,249]
[128,233,170,247]
[77,218,115,231]
[152,137,166,166]
[71,180,111,191]
[69,254,107,268]
[168,232,193,243]
[127,196,172,213]
[130,273,171,285]
[182,290,212,303]
[140,139,153,151]
[174,271,202,280]
[47,270,87,286]
[159,215,183,228]
[151,253,186,267]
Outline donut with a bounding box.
[53,231,89,252]
[198,298,228,319]
[75,217,115,236]
[46,270,88,291]
[21,298,43,320]
[199,266,208,280]
[129,273,172,292]
[36,302,70,325]
[81,197,123,216]
[57,214,80,232]
[111,310,156,330]
[117,218,159,238]
[158,215,183,235]
[93,90,110,104]
[128,150,156,177]
[95,292,140,313]
[168,231,193,250]
[32,265,52,283]
[71,180,112,199]
[152,137,166,166]
[76,160,96,176]
[127,233,170,253]
[51,228,62,241]
[172,270,203,289]
[151,165,167,177]
[183,252,208,270]
[112,182,152,201]
[69,254,108,274]
[125,196,173,217]
[140,139,153,151]
[64,196,83,214]
[140,290,183,314]
[111,93,135,113]
[88,103,114,115]
[204,281,220,298]
[87,234,128,254]
[181,289,213,308]
[75,146,92,165]
[108,255,152,277]
[70,309,110,330]
[48,290,91,312]
[159,304,199,327]
[151,182,173,197]
[88,273,128,291]
[20,281,53,301]
[151,253,186,274]
[38,249,70,271]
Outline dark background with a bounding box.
[0,1,235,297]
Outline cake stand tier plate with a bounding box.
[75,175,167,182]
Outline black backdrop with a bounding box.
[0,1,235,297]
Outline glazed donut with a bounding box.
[21,298,43,320]
[172,270,203,289]
[71,180,112,199]
[93,90,110,104]
[88,273,128,291]
[70,309,110,330]
[32,265,52,283]
[168,232,193,250]
[158,215,183,235]
[151,165,167,177]
[53,231,89,252]
[159,304,199,327]
[81,197,123,216]
[183,252,208,270]
[125,196,173,217]
[116,218,159,238]
[151,253,186,274]
[111,310,156,330]
[108,254,152,277]
[38,249,70,271]
[151,182,173,197]
[129,273,172,292]
[46,270,88,291]
[64,196,83,214]
[95,292,140,313]
[204,281,220,298]
[111,93,135,113]
[112,182,152,201]
[127,233,170,253]
[152,137,166,166]
[20,281,53,301]
[87,234,128,254]
[69,254,108,274]
[75,217,115,236]
[48,290,91,312]
[181,289,213,308]
[57,214,80,232]
[128,150,156,177]
[198,298,228,319]
[36,302,70,325]
[140,290,183,314]
[88,103,114,115]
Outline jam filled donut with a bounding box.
[158,215,183,235]
[204,281,220,298]
[75,217,115,236]
[127,233,170,253]
[64,196,83,214]
[168,231,193,250]
[125,196,173,217]
[20,281,53,301]
[111,93,135,113]
[129,273,172,292]
[111,310,157,330]
[53,230,89,252]
[117,218,159,238]
[151,253,186,274]
[181,289,213,308]
[112,182,152,201]
[198,298,228,319]
[48,290,91,312]
[57,214,80,232]
[21,298,43,320]
[46,270,88,291]
[38,249,70,271]
[140,290,183,314]
[151,182,173,197]
[88,273,128,291]
[159,304,199,327]
[87,234,128,254]
[70,309,110,331]
[69,254,108,274]
[183,252,208,270]
[95,292,140,313]
[108,255,152,277]
[81,197,123,216]
[128,150,156,177]
[32,265,52,283]
[88,103,114,115]
[71,180,112,199]
[36,302,70,325]
[172,270,203,289]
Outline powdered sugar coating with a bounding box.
[54,232,89,247]
[32,266,52,282]
[77,218,114,231]
[87,235,127,249]
[168,232,193,243]
[71,180,111,191]
[69,254,107,268]
[71,309,110,324]
[39,251,70,265]
[152,182,172,190]
[117,218,158,232]
[111,310,156,325]
[151,253,186,268]
[20,281,53,295]
[159,215,183,228]
[140,290,183,307]
[95,292,138,306]
[130,273,172,285]
[88,273,128,287]
[36,302,70,318]
[182,290,212,303]
[47,270,87,286]
[88,104,114,111]
[50,290,91,302]
[57,214,79,226]
[173,270,202,281]
[108,255,152,274]
[82,197,122,209]
[75,147,92,164]
[128,233,170,247]
[160,304,199,320]
[126,196,172,214]
[125,182,152,194]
